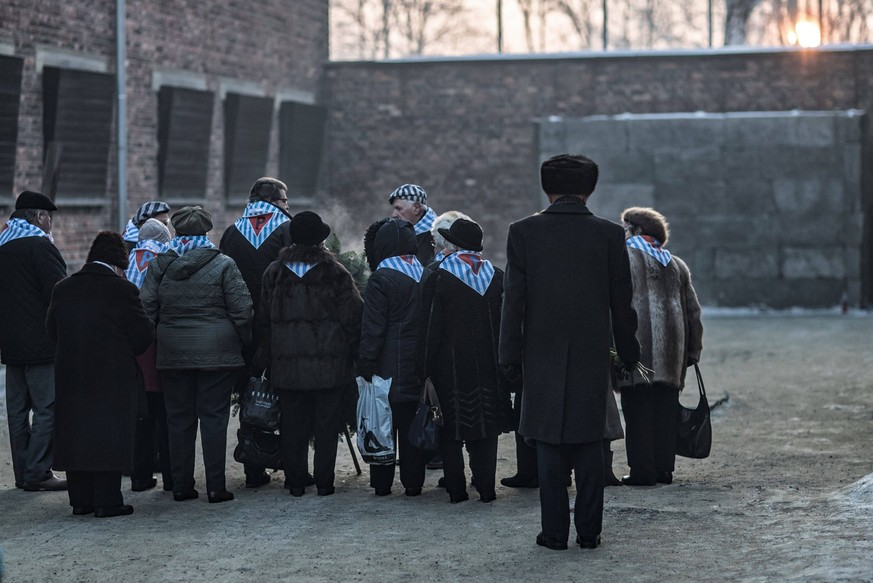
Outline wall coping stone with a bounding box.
[36,46,108,73]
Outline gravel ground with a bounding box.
[1,314,872,582]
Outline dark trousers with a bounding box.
[370,401,427,492]
[67,471,123,508]
[621,383,680,480]
[132,391,172,487]
[6,364,55,484]
[537,440,603,542]
[162,369,236,493]
[510,390,538,478]
[441,436,498,498]
[279,388,342,490]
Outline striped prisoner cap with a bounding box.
[132,201,171,226]
[388,184,427,205]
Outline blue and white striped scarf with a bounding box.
[125,240,168,288]
[432,250,446,264]
[0,219,50,248]
[439,251,495,296]
[285,262,318,278]
[626,235,672,267]
[377,254,424,283]
[233,201,289,249]
[123,219,139,243]
[414,207,437,236]
[168,235,215,256]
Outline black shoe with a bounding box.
[131,478,158,492]
[305,473,316,487]
[23,474,68,491]
[317,487,335,496]
[245,472,271,488]
[162,481,174,492]
[95,504,134,518]
[621,475,657,486]
[290,487,305,497]
[478,491,496,503]
[576,534,602,549]
[450,491,469,504]
[605,471,623,487]
[15,481,23,489]
[173,489,199,501]
[405,487,422,497]
[207,490,234,503]
[657,472,673,484]
[72,505,94,516]
[500,474,538,488]
[536,532,568,551]
[374,488,391,496]
[437,476,447,488]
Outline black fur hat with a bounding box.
[620,207,670,245]
[540,154,599,196]
[86,231,130,269]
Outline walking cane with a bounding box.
[344,427,362,475]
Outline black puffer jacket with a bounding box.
[255,244,363,391]
[140,248,253,370]
[0,236,66,365]
[359,219,422,403]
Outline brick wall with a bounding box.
[324,48,873,306]
[1,0,328,268]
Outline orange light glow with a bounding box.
[789,20,822,48]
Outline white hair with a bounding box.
[431,210,471,251]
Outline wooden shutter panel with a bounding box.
[42,66,115,200]
[279,101,326,198]
[0,56,23,199]
[157,86,214,200]
[224,93,273,200]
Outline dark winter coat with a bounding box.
[46,263,154,472]
[419,267,513,441]
[359,220,422,403]
[0,236,66,365]
[616,249,703,391]
[499,201,640,445]
[219,215,292,314]
[415,230,435,267]
[255,244,363,391]
[140,248,253,370]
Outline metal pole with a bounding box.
[602,0,608,50]
[116,0,127,231]
[708,0,713,47]
[497,0,503,53]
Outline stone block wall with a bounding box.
[541,112,863,308]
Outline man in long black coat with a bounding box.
[499,154,640,551]
[47,231,154,517]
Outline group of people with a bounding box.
[0,155,703,550]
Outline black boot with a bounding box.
[603,443,622,487]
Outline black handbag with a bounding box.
[233,427,283,470]
[240,372,281,432]
[676,363,712,459]
[407,378,444,451]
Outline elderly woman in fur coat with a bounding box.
[617,207,703,486]
[255,212,363,496]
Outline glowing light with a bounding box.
[790,20,821,48]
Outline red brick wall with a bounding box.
[1,0,328,268]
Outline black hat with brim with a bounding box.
[438,218,483,252]
[290,211,331,246]
[15,190,57,211]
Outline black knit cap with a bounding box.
[437,218,483,252]
[86,231,129,269]
[540,154,599,196]
[15,190,57,211]
[290,211,331,246]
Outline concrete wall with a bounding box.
[324,47,873,307]
[1,0,328,268]
[540,111,864,308]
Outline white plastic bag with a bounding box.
[356,375,395,465]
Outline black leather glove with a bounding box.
[501,363,521,383]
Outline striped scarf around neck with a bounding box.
[414,207,437,236]
[234,201,289,249]
[126,239,168,288]
[377,254,424,283]
[0,219,50,247]
[169,235,215,256]
[626,235,672,267]
[439,250,495,296]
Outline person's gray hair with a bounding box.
[9,208,42,224]
[138,218,172,243]
[431,210,470,251]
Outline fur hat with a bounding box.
[290,211,331,246]
[138,218,172,243]
[171,206,213,236]
[540,154,599,196]
[132,201,170,226]
[438,218,484,252]
[86,231,129,269]
[388,184,427,205]
[15,190,57,211]
[621,207,670,245]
